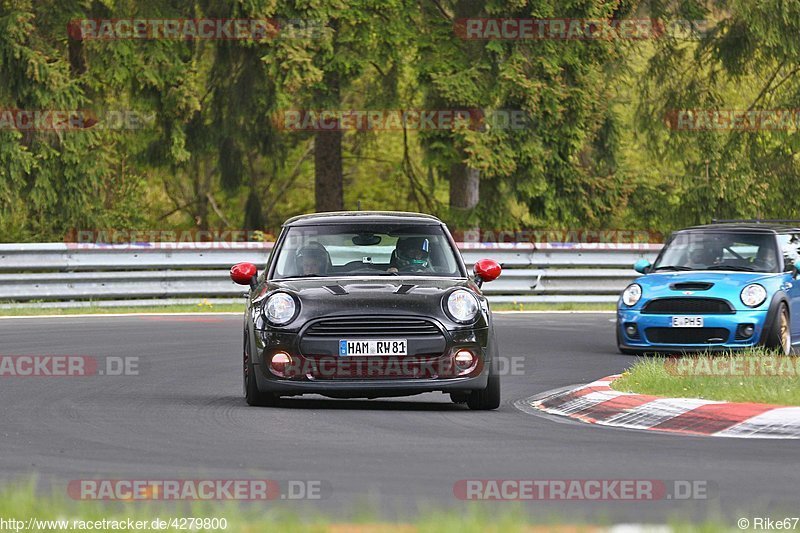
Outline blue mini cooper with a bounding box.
[617,222,800,355]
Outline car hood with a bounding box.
[632,271,783,310]
[272,276,471,295]
[261,277,483,329]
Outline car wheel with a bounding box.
[243,333,280,407]
[449,392,468,404]
[466,371,500,410]
[764,304,792,355]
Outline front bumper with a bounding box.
[251,326,491,396]
[617,308,769,352]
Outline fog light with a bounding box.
[736,324,755,340]
[454,350,476,372]
[624,324,639,338]
[269,351,293,377]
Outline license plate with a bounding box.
[671,316,704,328]
[339,339,407,356]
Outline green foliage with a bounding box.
[1,0,799,241]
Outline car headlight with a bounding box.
[265,292,297,325]
[621,283,642,306]
[740,284,767,308]
[446,289,479,323]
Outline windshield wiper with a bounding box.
[705,265,756,272]
[652,265,694,271]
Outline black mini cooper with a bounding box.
[230,211,502,409]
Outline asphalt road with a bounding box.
[0,312,797,524]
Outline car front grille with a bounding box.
[303,316,441,337]
[641,298,734,315]
[644,327,730,344]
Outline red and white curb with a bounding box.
[528,375,800,439]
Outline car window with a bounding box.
[721,244,758,261]
[778,233,800,271]
[653,231,780,272]
[271,223,463,278]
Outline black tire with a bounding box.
[763,303,792,356]
[467,372,500,410]
[243,334,280,407]
[449,392,468,404]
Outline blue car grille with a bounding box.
[645,327,730,344]
[641,298,734,315]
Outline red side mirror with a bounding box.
[230,262,258,286]
[474,259,501,282]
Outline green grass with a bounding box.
[0,481,743,532]
[0,302,614,316]
[612,348,800,406]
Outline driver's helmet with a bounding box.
[395,237,431,269]
[689,237,722,266]
[295,242,329,275]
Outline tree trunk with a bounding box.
[313,35,344,212]
[314,129,344,211]
[449,162,480,209]
[447,0,484,212]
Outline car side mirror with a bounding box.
[633,259,651,274]
[473,259,501,287]
[230,262,258,287]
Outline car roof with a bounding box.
[283,211,443,227]
[678,222,800,234]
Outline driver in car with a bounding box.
[687,239,724,269]
[388,237,432,273]
[295,242,329,276]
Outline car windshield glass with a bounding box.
[271,223,463,279]
[653,231,779,273]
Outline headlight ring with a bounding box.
[445,289,480,324]
[740,284,767,308]
[621,283,643,307]
[264,292,298,325]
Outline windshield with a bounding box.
[653,231,780,273]
[270,224,464,279]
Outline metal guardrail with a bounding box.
[0,242,662,307]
